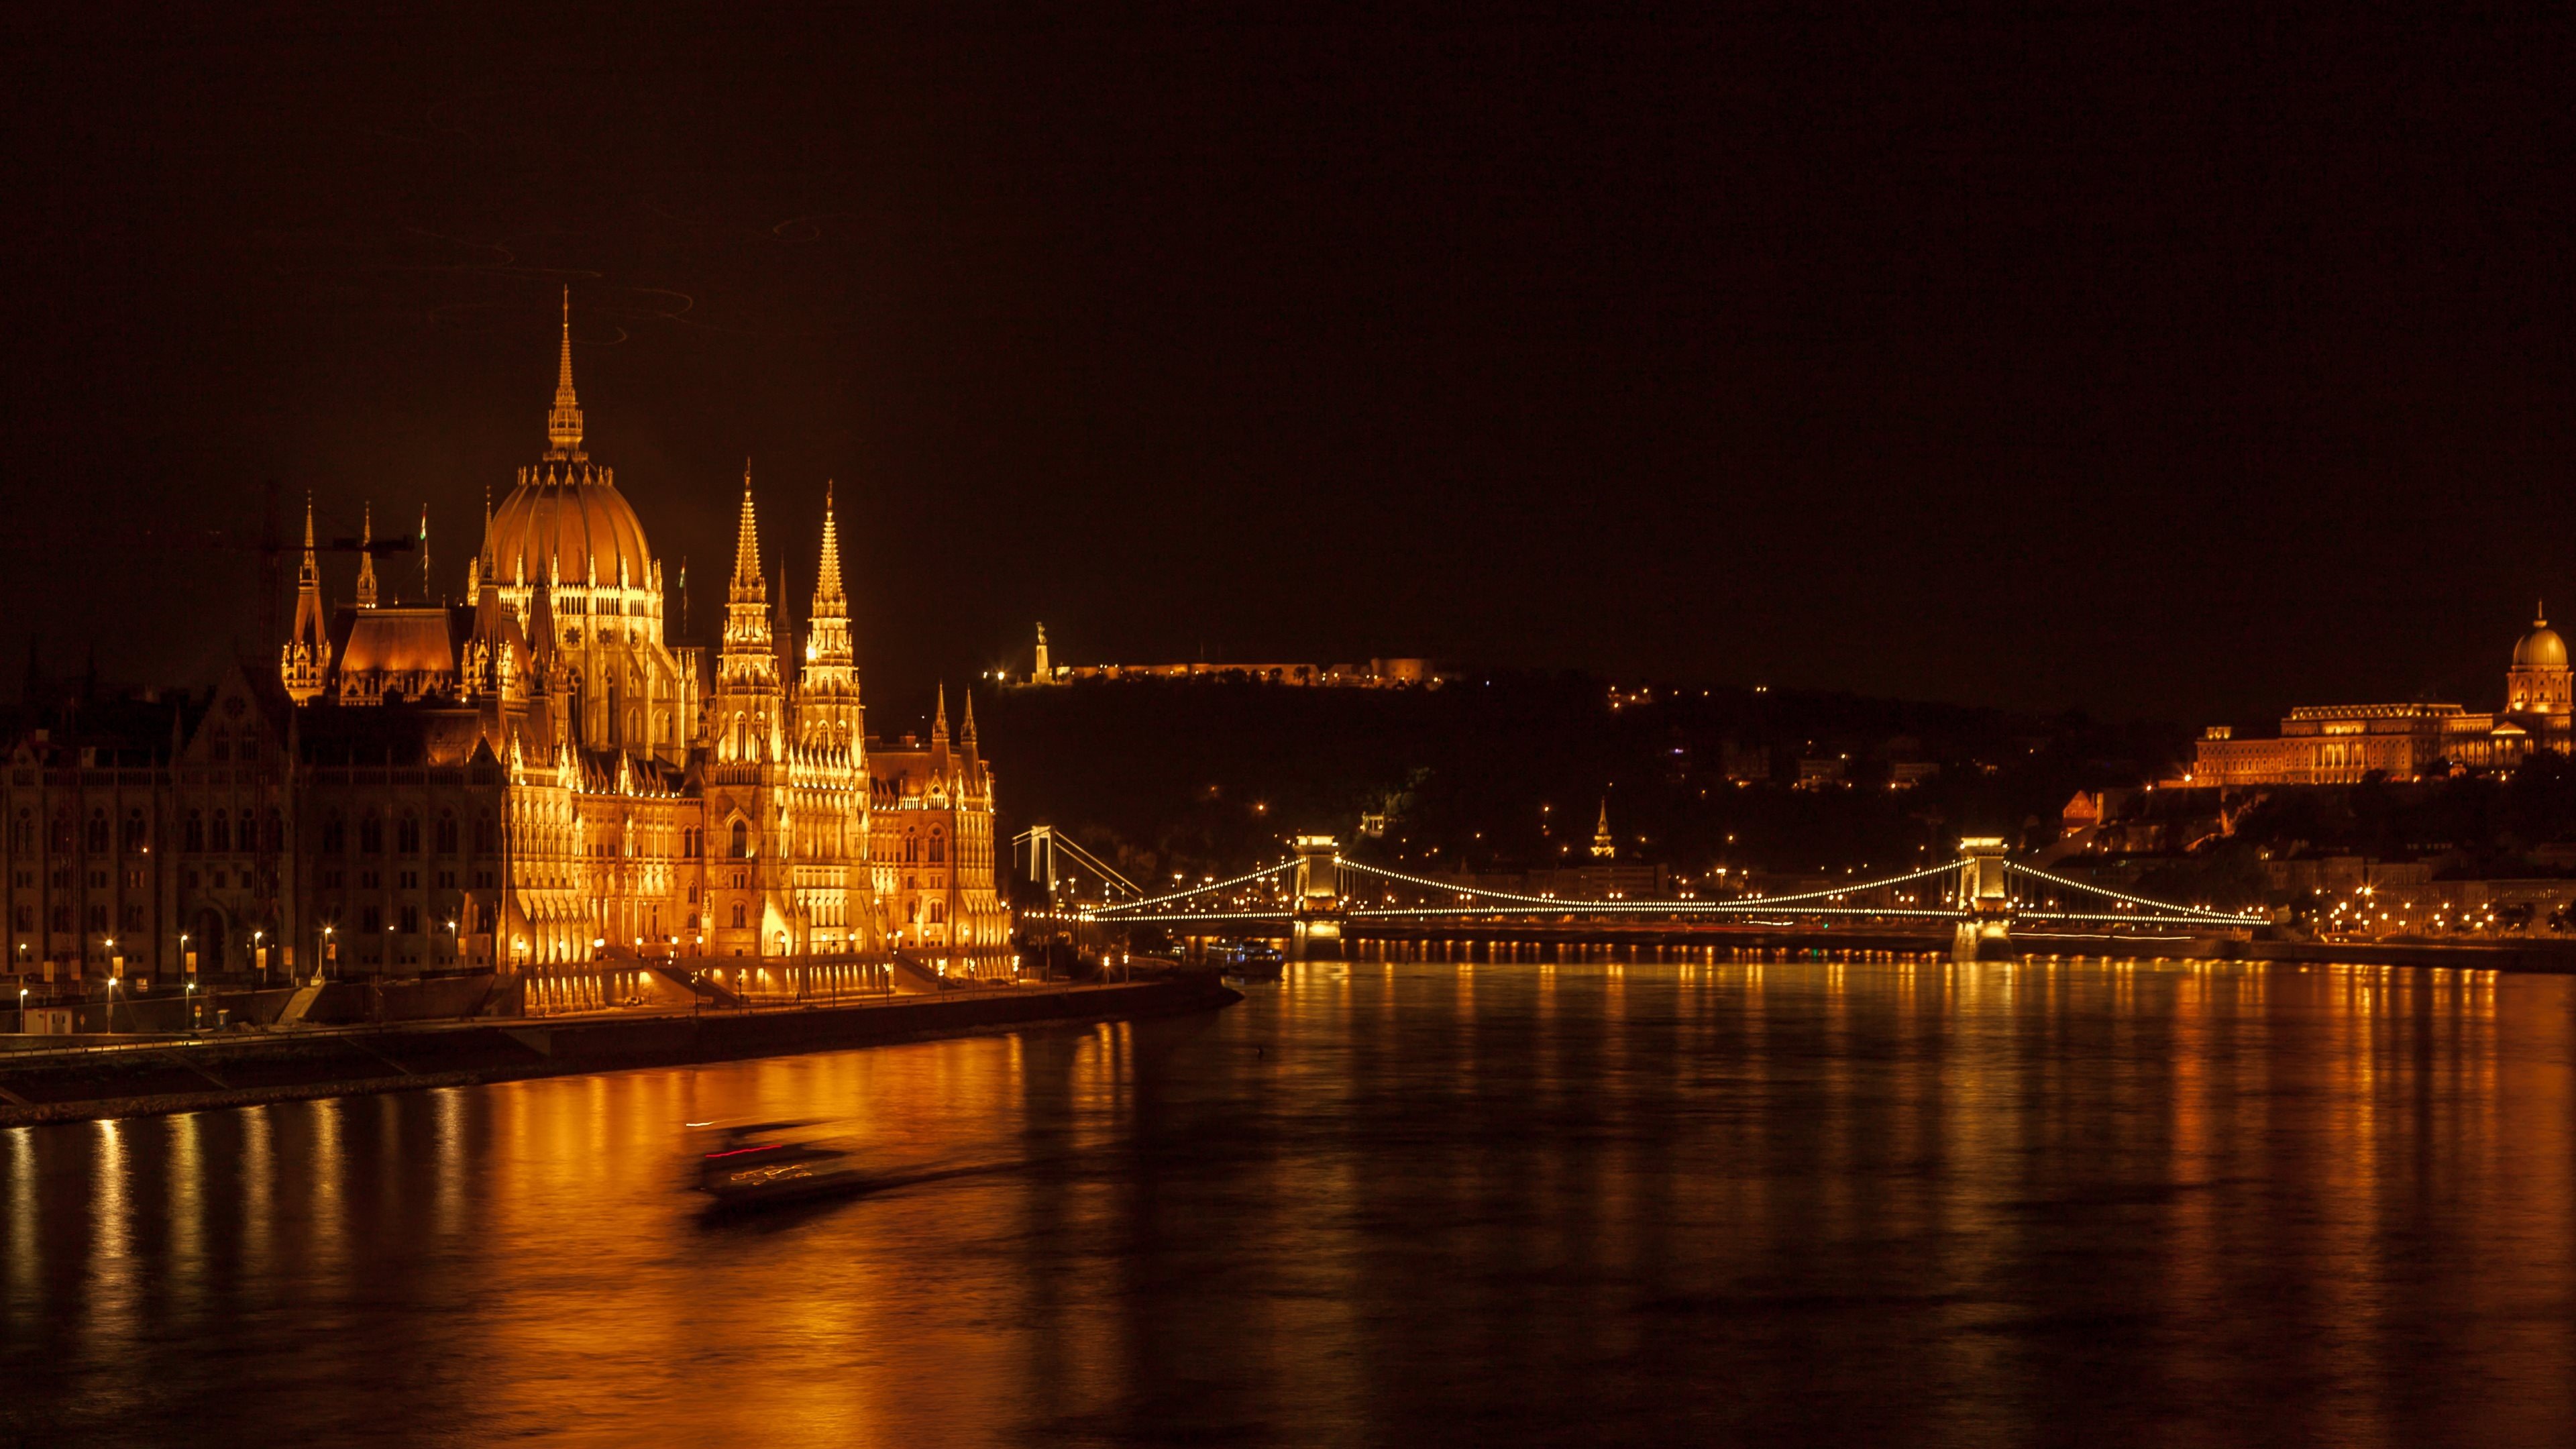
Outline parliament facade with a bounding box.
[4,309,1008,986]
[2188,611,2574,786]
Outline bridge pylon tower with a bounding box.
[1953,836,2016,962]
[1291,835,1346,958]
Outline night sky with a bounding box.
[4,7,2571,724]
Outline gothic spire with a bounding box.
[297,492,318,589]
[814,480,845,608]
[729,465,763,600]
[805,481,854,676]
[355,502,379,608]
[960,687,977,744]
[282,492,328,704]
[934,681,949,741]
[546,287,584,459]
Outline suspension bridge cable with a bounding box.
[2004,862,2259,922]
[1344,905,1968,920]
[1088,910,1299,925]
[1089,858,1299,915]
[1339,856,1961,910]
[1045,837,1148,898]
[2011,910,2251,926]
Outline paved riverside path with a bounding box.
[0,973,1240,1126]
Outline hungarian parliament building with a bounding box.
[4,306,1008,983]
[2188,610,2575,786]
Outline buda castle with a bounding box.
[4,303,1007,987]
[2188,610,2573,786]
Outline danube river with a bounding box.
[7,949,2574,1446]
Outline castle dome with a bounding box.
[2513,608,2566,669]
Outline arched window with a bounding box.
[474,811,496,854]
[85,810,108,853]
[122,809,146,853]
[264,809,283,853]
[185,810,205,853]
[322,812,345,853]
[436,810,458,854]
[731,820,749,859]
[9,810,29,853]
[360,812,384,855]
[903,833,920,863]
[929,901,945,924]
[240,810,258,853]
[49,811,72,853]
[209,811,231,853]
[928,832,945,864]
[731,902,746,929]
[398,813,421,854]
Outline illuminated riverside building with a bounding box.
[2188,610,2572,786]
[1,307,1007,985]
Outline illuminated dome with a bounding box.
[2513,610,2566,669]
[484,469,653,589]
[478,293,655,590]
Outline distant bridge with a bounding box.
[1014,829,2263,962]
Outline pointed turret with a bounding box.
[729,466,763,600]
[804,483,854,675]
[355,502,379,608]
[793,481,863,758]
[546,287,584,460]
[280,492,327,703]
[960,688,977,745]
[934,681,949,741]
[713,466,782,755]
[814,480,846,608]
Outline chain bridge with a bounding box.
[1014,828,2264,962]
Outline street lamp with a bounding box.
[17,986,25,1034]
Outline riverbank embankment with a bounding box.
[1345,922,2576,973]
[0,973,1240,1126]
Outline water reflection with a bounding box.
[3,953,2573,1446]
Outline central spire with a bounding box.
[546,286,584,460]
[729,464,763,598]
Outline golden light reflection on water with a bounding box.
[3,953,2573,1446]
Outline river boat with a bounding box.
[1212,939,1287,981]
[694,1120,868,1208]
